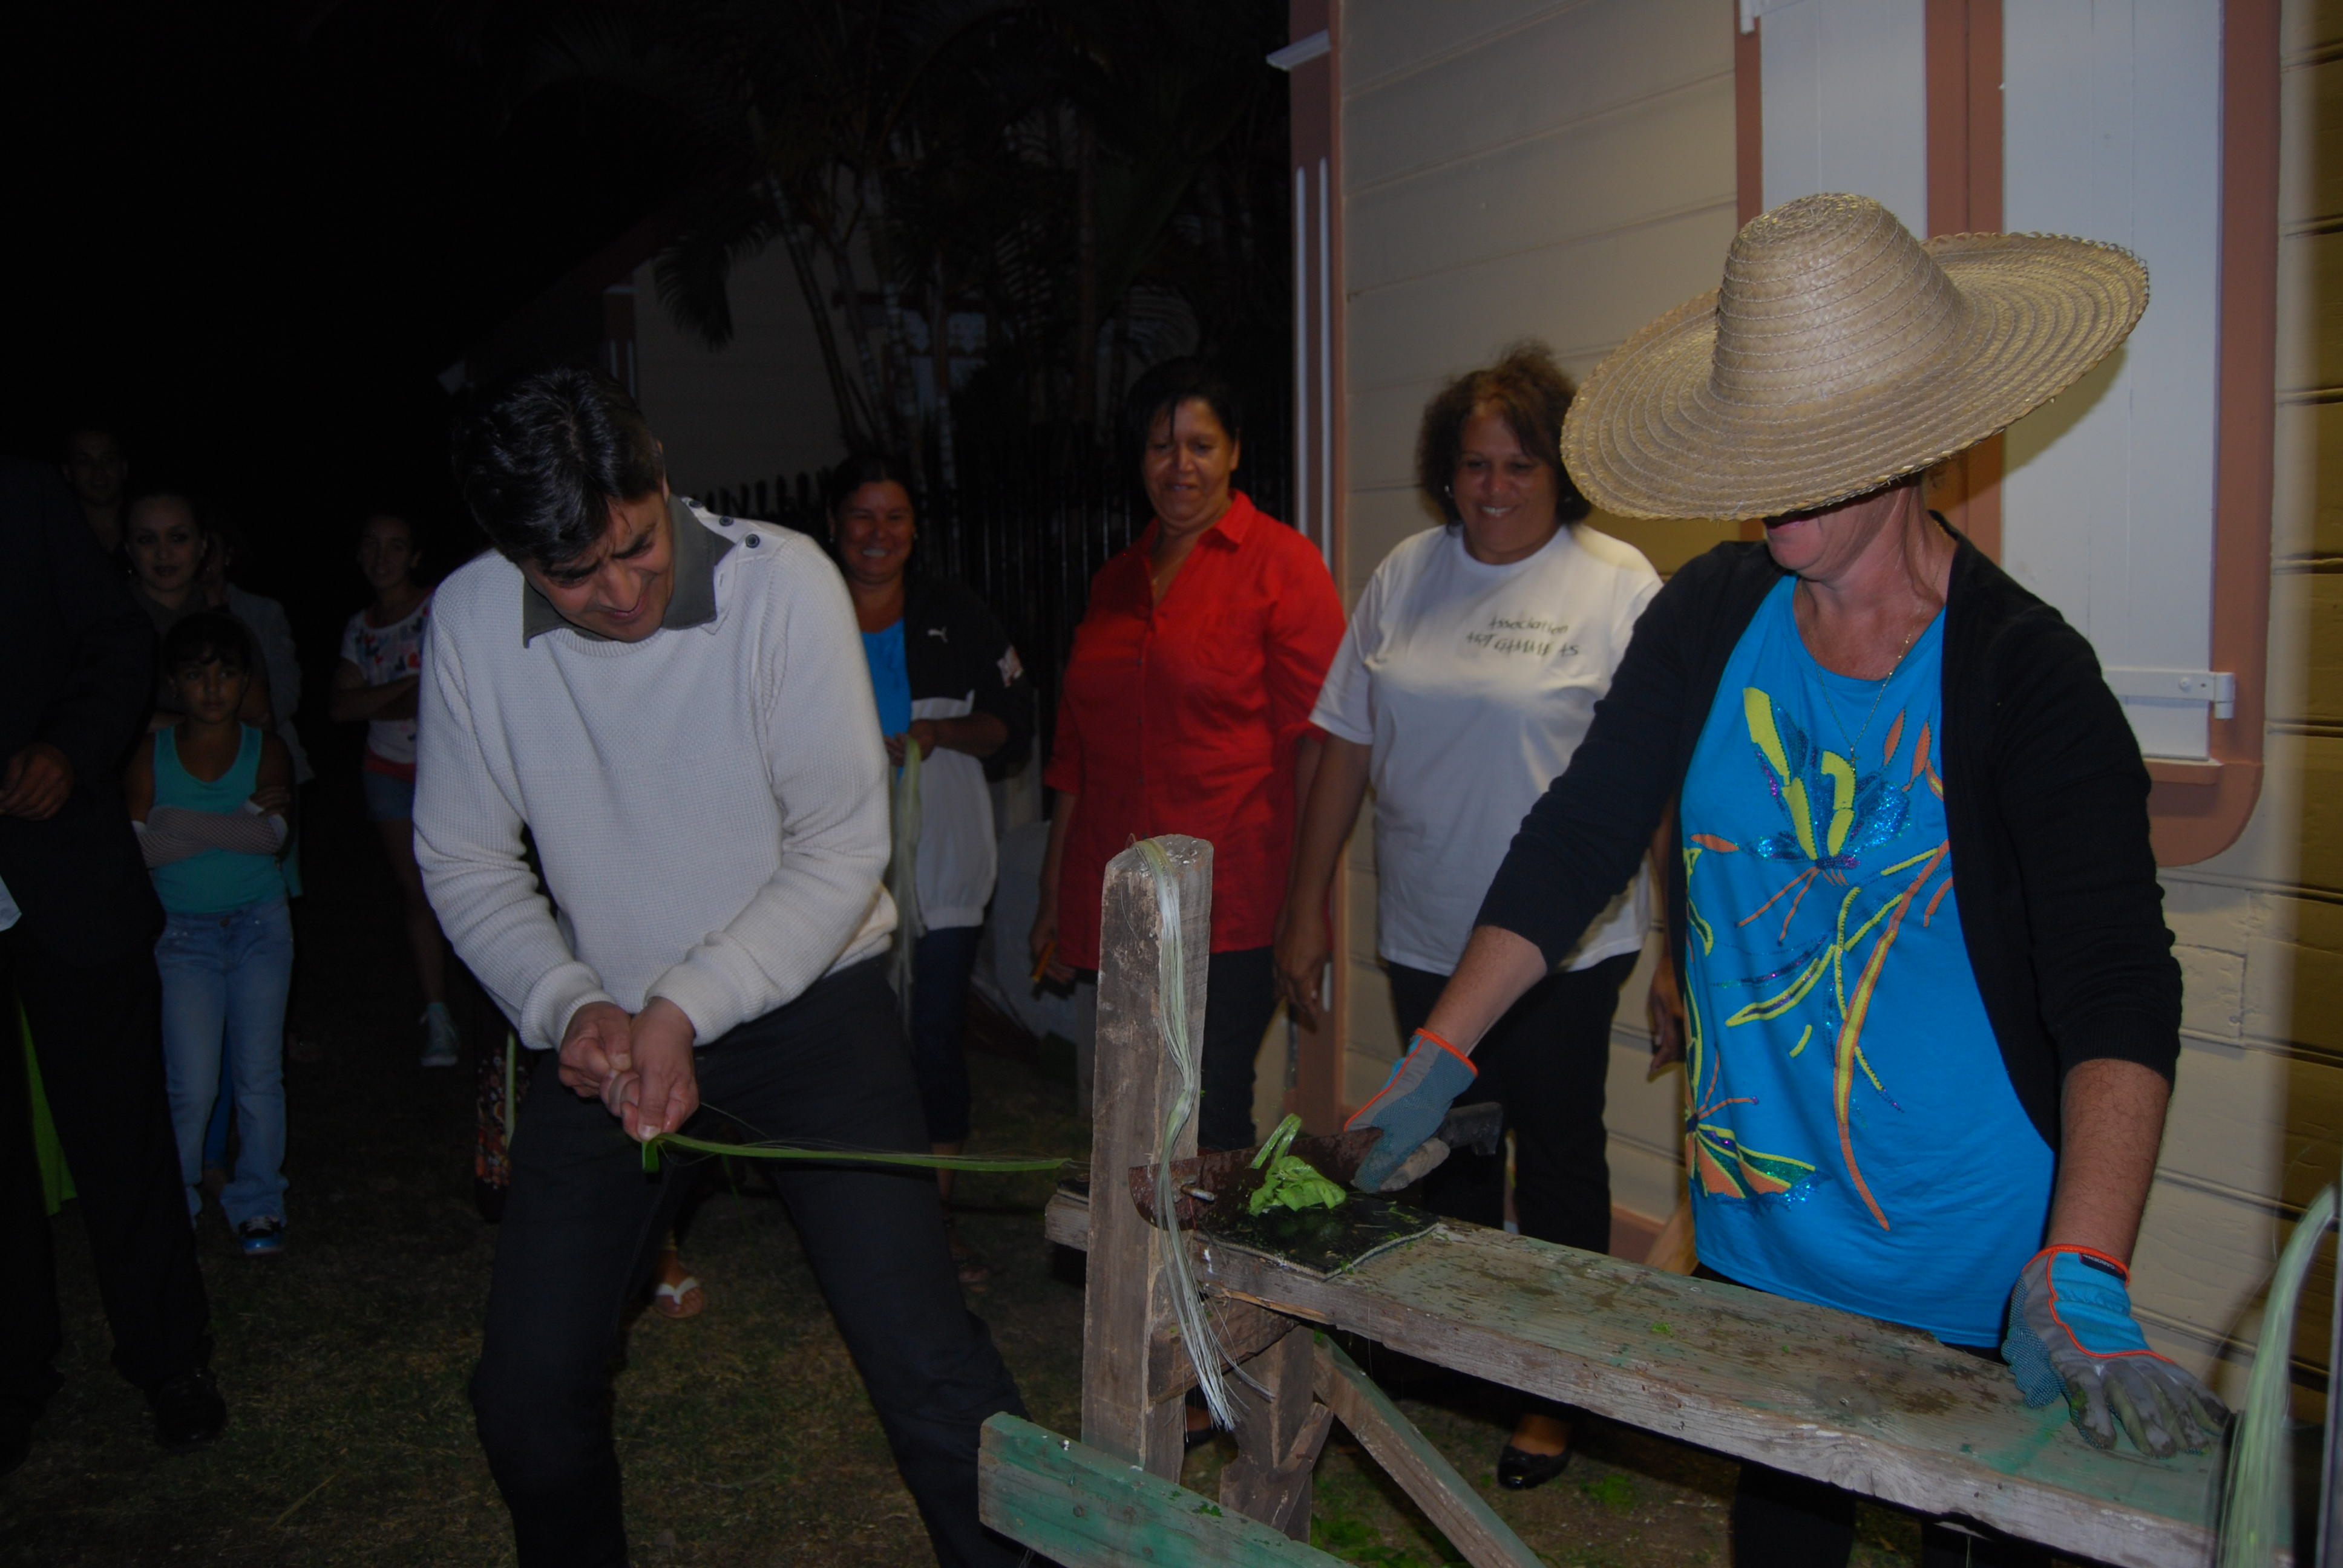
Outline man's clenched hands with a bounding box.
[622,999,699,1142]
[555,999,700,1143]
[559,1002,637,1105]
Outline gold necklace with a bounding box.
[1816,614,1924,758]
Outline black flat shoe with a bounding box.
[1496,1441,1572,1490]
[147,1368,225,1452]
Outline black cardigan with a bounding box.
[1476,531,2180,1149]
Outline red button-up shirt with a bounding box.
[1045,492,1345,969]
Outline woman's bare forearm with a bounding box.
[2045,1058,2170,1265]
[1285,735,1369,907]
[1421,925,1550,1054]
[920,713,1008,759]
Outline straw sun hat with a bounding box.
[1560,192,2147,521]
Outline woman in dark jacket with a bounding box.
[828,456,1031,1282]
[1346,195,2223,1566]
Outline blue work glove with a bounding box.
[1346,1028,1477,1193]
[2001,1246,2227,1457]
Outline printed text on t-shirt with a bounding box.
[1464,614,1576,658]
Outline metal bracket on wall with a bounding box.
[2102,667,2240,721]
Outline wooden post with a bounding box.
[1218,1325,1334,1541]
[1080,835,1211,1477]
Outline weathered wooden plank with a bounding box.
[1219,1325,1334,1541]
[977,1414,1345,1568]
[1046,1188,2218,1568]
[1313,1334,1544,1568]
[1149,1295,1293,1405]
[1080,836,1210,1478]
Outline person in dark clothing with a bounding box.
[0,457,223,1477]
[1348,195,2223,1566]
[826,456,1034,1284]
[62,425,129,557]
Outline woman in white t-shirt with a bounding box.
[329,512,457,1069]
[1274,343,1659,1488]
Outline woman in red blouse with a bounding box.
[1031,360,1345,1151]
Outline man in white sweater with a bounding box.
[418,367,1024,1567]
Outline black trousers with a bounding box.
[1386,952,1635,1253]
[1693,1266,2051,1568]
[0,928,211,1404]
[470,959,1026,1568]
[1197,947,1277,1153]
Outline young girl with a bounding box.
[329,512,457,1068]
[127,613,296,1257]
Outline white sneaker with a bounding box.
[420,1003,461,1067]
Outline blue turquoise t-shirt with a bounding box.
[1677,578,2053,1345]
[862,621,912,741]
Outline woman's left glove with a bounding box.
[2001,1246,2227,1457]
[1346,1029,1476,1192]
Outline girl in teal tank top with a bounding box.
[147,726,284,913]
[126,612,298,1255]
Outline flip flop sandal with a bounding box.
[653,1273,706,1319]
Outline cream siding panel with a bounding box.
[2121,0,2342,1396]
[1757,0,1928,235]
[2156,1039,2338,1213]
[1346,79,1736,297]
[1343,0,1720,119]
[1345,204,1737,390]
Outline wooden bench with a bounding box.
[989,837,2220,1568]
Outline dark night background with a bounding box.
[3,2,693,647]
[3,0,1298,691]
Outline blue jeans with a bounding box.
[202,1057,233,1170]
[157,898,293,1227]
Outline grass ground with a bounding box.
[3,766,1949,1566]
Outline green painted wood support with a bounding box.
[978,1413,1347,1567]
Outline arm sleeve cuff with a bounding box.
[645,960,749,1051]
[523,965,619,1054]
[2056,1013,2180,1085]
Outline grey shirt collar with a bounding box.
[521,495,734,645]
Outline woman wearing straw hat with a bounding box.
[1343,194,2224,1562]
